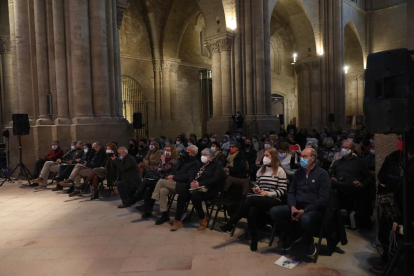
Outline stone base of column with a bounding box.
[244,115,280,135]
[36,117,53,126]
[55,117,72,125]
[6,122,133,176]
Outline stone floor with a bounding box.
[0,180,380,276]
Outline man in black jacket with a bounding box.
[60,142,106,187]
[269,148,331,257]
[151,145,200,229]
[113,147,142,208]
[223,141,250,194]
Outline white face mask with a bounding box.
[340,148,351,157]
[211,146,216,152]
[71,145,75,150]
[264,144,271,149]
[370,149,375,155]
[278,152,287,159]
[201,156,208,163]
[149,145,155,150]
[252,139,257,143]
[176,141,181,145]
[84,149,88,153]
[347,138,353,142]
[188,142,193,146]
[106,150,114,153]
[52,145,58,150]
[165,151,171,157]
[263,157,271,165]
[210,138,215,143]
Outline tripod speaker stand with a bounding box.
[0,135,32,186]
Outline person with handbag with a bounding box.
[127,145,178,211]
[112,147,142,208]
[138,141,162,177]
[220,148,287,251]
[190,148,226,231]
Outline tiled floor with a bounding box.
[0,181,380,276]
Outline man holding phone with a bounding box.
[269,148,331,257]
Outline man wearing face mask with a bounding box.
[329,141,371,213]
[112,147,141,208]
[151,145,200,229]
[135,139,149,164]
[31,140,64,180]
[269,148,331,257]
[251,134,263,152]
[60,142,106,188]
[220,135,231,156]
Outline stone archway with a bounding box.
[344,21,365,122]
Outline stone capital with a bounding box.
[116,0,129,29]
[205,34,234,53]
[152,60,162,72]
[0,36,11,54]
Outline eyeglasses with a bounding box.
[229,146,236,148]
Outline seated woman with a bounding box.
[276,141,298,177]
[255,139,272,167]
[223,141,250,196]
[175,136,186,153]
[243,138,257,180]
[138,140,162,176]
[69,143,118,199]
[129,145,178,209]
[211,141,227,167]
[220,148,287,251]
[190,148,226,231]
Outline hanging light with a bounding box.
[344,65,349,74]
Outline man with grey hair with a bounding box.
[270,148,331,257]
[330,140,371,212]
[60,142,106,188]
[31,140,64,181]
[150,145,199,230]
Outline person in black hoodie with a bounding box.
[223,141,250,195]
[190,148,226,231]
[59,142,106,188]
[128,139,139,157]
[151,145,200,230]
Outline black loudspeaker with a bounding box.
[12,114,30,135]
[329,113,335,123]
[133,113,143,129]
[363,48,414,134]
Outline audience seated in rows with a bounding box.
[32,140,64,179]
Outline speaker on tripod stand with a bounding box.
[0,114,33,186]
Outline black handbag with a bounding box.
[144,171,161,181]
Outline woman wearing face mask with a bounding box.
[129,145,179,209]
[276,141,299,178]
[138,141,162,177]
[251,134,263,152]
[220,148,287,251]
[189,148,226,231]
[220,135,231,156]
[255,139,272,167]
[211,141,227,167]
[175,137,186,153]
[69,143,118,199]
[128,139,138,157]
[223,141,250,195]
[320,137,339,170]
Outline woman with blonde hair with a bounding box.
[220,147,288,252]
[138,140,162,176]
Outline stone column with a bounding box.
[7,0,19,118]
[234,0,243,114]
[153,60,162,120]
[408,0,414,50]
[89,0,111,118]
[14,0,35,117]
[161,61,171,120]
[69,0,93,121]
[244,0,254,116]
[253,0,266,115]
[357,74,365,115]
[263,0,272,115]
[208,41,222,117]
[106,0,116,117]
[0,36,14,124]
[34,0,52,124]
[52,0,71,124]
[219,37,233,116]
[169,61,179,120]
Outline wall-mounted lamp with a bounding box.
[291,53,297,65]
[228,18,237,30]
[344,65,349,74]
[318,49,324,56]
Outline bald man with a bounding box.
[269,148,331,257]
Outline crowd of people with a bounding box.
[29,121,414,273]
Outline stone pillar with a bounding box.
[209,42,222,117]
[14,0,35,117]
[52,0,71,125]
[244,0,254,116]
[357,74,365,116]
[408,0,414,50]
[0,36,14,124]
[220,37,233,116]
[153,60,162,121]
[234,0,243,114]
[89,0,111,118]
[115,0,128,118]
[106,0,116,117]
[263,0,272,115]
[253,0,266,115]
[7,0,19,118]
[34,0,52,125]
[169,61,179,120]
[161,61,171,120]
[68,0,93,121]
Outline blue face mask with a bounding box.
[300,157,310,168]
[118,156,124,160]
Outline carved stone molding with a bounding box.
[153,60,162,72]
[0,36,11,54]
[295,59,320,73]
[116,0,129,29]
[168,62,179,73]
[205,36,233,53]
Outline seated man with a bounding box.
[150,145,199,230]
[136,138,149,164]
[32,140,64,179]
[330,141,371,212]
[269,148,331,257]
[112,147,142,208]
[59,142,106,188]
[33,140,78,189]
